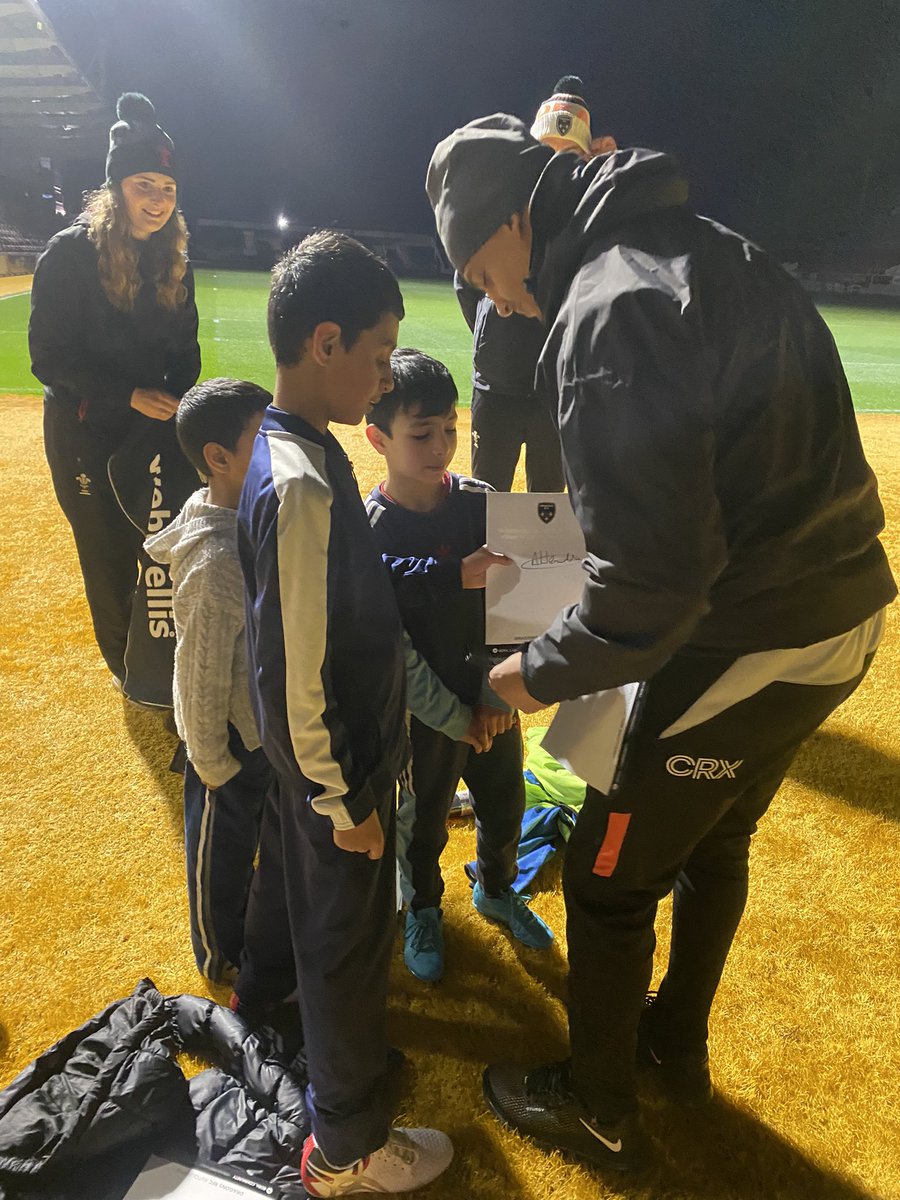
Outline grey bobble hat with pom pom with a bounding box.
[106,93,177,185]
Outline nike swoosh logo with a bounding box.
[579,1118,622,1152]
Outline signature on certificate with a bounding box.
[486,493,587,644]
[522,550,581,569]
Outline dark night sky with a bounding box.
[40,0,900,257]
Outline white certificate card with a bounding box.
[485,492,586,645]
[543,682,641,796]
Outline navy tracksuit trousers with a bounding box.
[564,648,875,1122]
[398,716,525,911]
[183,727,269,982]
[235,775,398,1166]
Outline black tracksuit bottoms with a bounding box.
[43,398,143,682]
[470,388,565,493]
[399,716,525,911]
[235,774,398,1166]
[183,727,269,983]
[564,648,875,1122]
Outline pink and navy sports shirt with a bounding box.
[366,472,492,707]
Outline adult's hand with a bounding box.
[333,808,385,860]
[489,652,548,715]
[461,545,513,589]
[130,387,180,421]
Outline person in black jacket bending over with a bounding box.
[426,116,896,1171]
[29,92,200,690]
[454,77,615,493]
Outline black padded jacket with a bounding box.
[0,979,309,1200]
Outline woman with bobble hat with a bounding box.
[30,93,200,703]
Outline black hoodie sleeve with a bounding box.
[453,271,481,334]
[163,262,201,399]
[29,234,135,415]
[522,273,728,702]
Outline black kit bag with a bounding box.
[108,417,199,708]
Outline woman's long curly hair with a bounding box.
[83,183,189,312]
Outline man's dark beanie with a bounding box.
[426,114,553,272]
[106,93,177,185]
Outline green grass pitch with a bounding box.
[2,268,899,411]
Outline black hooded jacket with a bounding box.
[453,271,546,396]
[29,221,200,443]
[520,149,896,702]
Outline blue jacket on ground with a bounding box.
[238,405,409,830]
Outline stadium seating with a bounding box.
[0,218,45,255]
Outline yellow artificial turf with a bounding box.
[0,276,32,299]
[0,397,898,1200]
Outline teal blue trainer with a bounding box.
[472,882,554,949]
[404,907,444,982]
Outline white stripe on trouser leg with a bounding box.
[195,787,216,977]
[395,780,417,910]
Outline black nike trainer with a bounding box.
[483,1060,650,1172]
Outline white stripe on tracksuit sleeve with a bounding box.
[268,434,354,829]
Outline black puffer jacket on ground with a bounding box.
[521,148,896,702]
[0,980,309,1200]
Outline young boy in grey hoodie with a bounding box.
[146,378,272,983]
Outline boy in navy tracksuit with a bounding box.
[234,235,452,1197]
[365,349,554,985]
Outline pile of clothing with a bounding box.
[0,979,309,1199]
[466,727,586,893]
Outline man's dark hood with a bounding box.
[527,147,690,321]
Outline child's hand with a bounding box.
[474,703,517,738]
[461,546,513,589]
[461,711,493,754]
[333,809,385,859]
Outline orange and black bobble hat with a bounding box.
[106,92,177,185]
[530,75,592,154]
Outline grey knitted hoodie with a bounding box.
[145,489,260,786]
